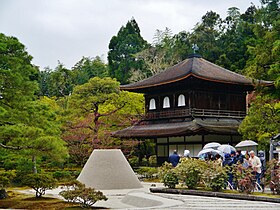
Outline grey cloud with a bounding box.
[0,0,261,69]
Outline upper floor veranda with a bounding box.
[144,90,247,120]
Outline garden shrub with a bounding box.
[158,162,178,188]
[128,156,138,167]
[70,169,81,178]
[23,173,57,197]
[158,162,173,179]
[162,171,178,188]
[53,170,72,181]
[267,159,280,195]
[141,157,148,166]
[174,158,207,189]
[59,180,107,208]
[233,165,255,194]
[202,162,228,191]
[136,167,158,179]
[148,155,157,167]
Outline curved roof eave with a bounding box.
[120,56,274,92]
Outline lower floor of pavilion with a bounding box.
[155,134,241,165]
[113,117,243,165]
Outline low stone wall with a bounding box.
[150,188,280,203]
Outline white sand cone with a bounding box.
[77,149,143,190]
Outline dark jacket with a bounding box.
[235,154,244,164]
[223,154,233,167]
[169,153,180,167]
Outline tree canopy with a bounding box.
[0,33,68,173]
[63,77,144,165]
[108,18,148,84]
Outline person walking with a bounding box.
[169,150,180,167]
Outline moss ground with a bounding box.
[0,190,107,209]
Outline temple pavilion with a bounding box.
[113,54,272,164]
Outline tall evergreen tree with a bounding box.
[108,18,148,84]
[244,0,280,92]
[189,11,223,62]
[216,6,257,72]
[0,34,68,171]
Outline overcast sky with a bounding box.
[0,0,261,70]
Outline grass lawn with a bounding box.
[0,190,107,209]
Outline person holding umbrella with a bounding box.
[223,153,234,189]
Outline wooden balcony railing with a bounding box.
[145,108,246,120]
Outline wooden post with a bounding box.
[138,139,141,166]
[154,138,158,165]
[167,137,170,156]
[202,135,205,148]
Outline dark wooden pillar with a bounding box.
[189,91,192,108]
[167,137,170,156]
[138,139,141,166]
[202,135,205,148]
[154,138,158,164]
[158,96,161,110]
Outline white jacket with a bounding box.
[249,156,262,174]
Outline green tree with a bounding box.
[190,11,223,62]
[47,63,74,97]
[63,77,144,165]
[72,56,108,85]
[0,33,39,125]
[59,180,107,208]
[23,173,57,198]
[0,34,68,173]
[244,0,280,85]
[1,98,68,173]
[108,18,148,84]
[38,67,52,96]
[135,29,191,81]
[216,6,257,72]
[239,96,280,150]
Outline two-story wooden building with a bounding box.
[113,54,272,164]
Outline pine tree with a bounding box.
[108,18,148,84]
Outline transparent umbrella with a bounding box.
[217,144,236,154]
[203,142,221,150]
[235,140,258,148]
[197,148,223,157]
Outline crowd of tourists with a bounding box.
[168,149,263,190]
[222,150,262,189]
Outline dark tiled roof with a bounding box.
[112,118,241,138]
[121,55,272,91]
